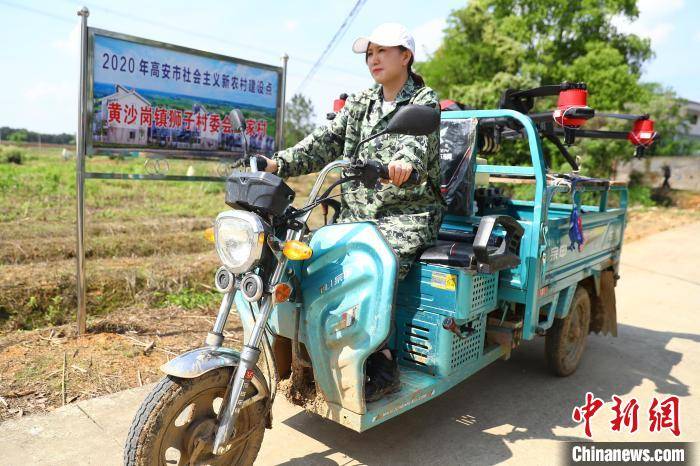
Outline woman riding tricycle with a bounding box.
[125,23,446,464]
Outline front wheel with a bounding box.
[545,286,591,377]
[124,367,267,466]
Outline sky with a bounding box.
[0,0,698,135]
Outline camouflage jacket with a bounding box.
[273,75,446,226]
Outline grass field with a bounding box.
[1,143,699,420]
[0,145,327,331]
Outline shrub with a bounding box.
[628,185,655,207]
[1,146,25,164]
[627,169,646,188]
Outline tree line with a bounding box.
[0,127,75,145]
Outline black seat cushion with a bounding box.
[419,240,496,268]
[437,229,475,243]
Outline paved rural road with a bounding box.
[2,222,699,465]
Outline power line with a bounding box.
[63,0,286,61]
[60,0,369,80]
[0,0,74,24]
[0,0,370,91]
[296,0,367,93]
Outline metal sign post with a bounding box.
[73,7,288,334]
[76,7,90,335]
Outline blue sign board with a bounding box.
[88,29,282,157]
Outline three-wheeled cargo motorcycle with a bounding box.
[124,82,656,465]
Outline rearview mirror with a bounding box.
[384,104,440,136]
[229,109,246,132]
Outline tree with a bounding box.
[416,0,685,176]
[0,127,74,145]
[283,93,316,148]
[8,130,28,143]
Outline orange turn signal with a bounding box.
[282,240,313,260]
[273,283,292,303]
[204,227,215,243]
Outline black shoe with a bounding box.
[365,351,401,403]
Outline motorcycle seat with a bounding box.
[422,215,523,273]
[419,236,520,273]
[419,240,493,269]
[436,229,476,243]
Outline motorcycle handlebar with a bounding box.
[355,159,420,189]
[377,162,420,187]
[251,155,268,172]
[245,156,420,188]
[279,159,421,223]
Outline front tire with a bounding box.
[124,367,266,466]
[545,286,591,377]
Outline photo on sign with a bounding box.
[89,31,281,156]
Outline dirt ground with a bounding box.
[0,304,243,421]
[625,205,700,242]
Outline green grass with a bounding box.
[0,146,230,329]
[12,354,54,383]
[0,146,229,224]
[158,287,220,310]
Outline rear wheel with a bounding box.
[545,286,591,377]
[124,367,266,466]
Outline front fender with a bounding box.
[160,346,270,400]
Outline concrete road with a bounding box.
[2,222,699,465]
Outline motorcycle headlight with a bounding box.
[214,210,267,274]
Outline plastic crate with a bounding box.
[396,263,498,320]
[395,308,486,376]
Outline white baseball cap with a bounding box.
[352,23,415,56]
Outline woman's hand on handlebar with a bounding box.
[255,155,277,173]
[386,160,414,187]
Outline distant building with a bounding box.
[97,85,150,145]
[682,99,700,141]
[191,104,220,150]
